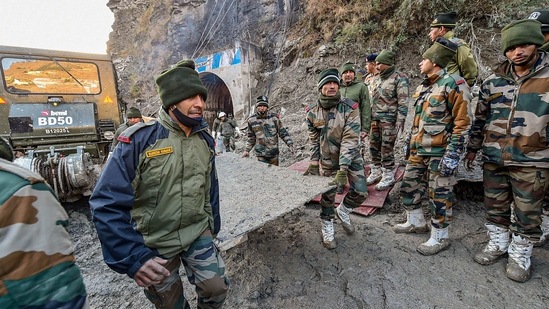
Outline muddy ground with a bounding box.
[67,159,549,309]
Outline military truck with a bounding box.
[0,45,123,202]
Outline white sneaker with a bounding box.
[366,166,382,185]
[375,167,395,190]
[336,203,355,235]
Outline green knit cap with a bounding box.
[126,107,142,118]
[501,19,545,54]
[422,37,458,68]
[0,137,14,161]
[317,68,340,89]
[155,59,208,108]
[375,50,395,66]
[340,61,356,74]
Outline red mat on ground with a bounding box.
[288,160,405,217]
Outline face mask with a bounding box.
[167,106,202,128]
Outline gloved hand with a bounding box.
[438,151,460,177]
[303,163,320,176]
[288,145,295,154]
[329,170,348,187]
[464,151,476,171]
[212,131,217,138]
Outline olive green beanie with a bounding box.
[317,68,340,89]
[155,59,208,108]
[375,50,396,66]
[340,61,356,74]
[501,19,545,54]
[126,107,142,118]
[0,137,14,161]
[422,37,458,68]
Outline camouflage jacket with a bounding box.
[364,73,380,102]
[90,108,220,277]
[443,31,478,87]
[340,77,372,132]
[0,159,88,308]
[213,118,237,136]
[371,66,410,124]
[245,112,293,157]
[305,97,362,171]
[410,69,472,157]
[468,52,549,167]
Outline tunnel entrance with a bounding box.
[199,72,233,127]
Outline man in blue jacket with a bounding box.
[90,60,229,308]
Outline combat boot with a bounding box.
[506,234,533,283]
[375,167,395,191]
[321,219,337,249]
[417,226,450,255]
[366,166,382,185]
[473,224,509,265]
[336,203,355,235]
[533,215,549,247]
[392,208,429,234]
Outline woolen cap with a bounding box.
[317,68,340,89]
[155,59,208,108]
[501,19,545,54]
[126,107,142,118]
[340,61,356,74]
[430,11,457,28]
[375,50,395,66]
[528,10,549,33]
[256,96,269,108]
[422,37,458,68]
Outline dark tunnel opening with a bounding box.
[199,72,233,128]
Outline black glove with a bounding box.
[438,151,460,177]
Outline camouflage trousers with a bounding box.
[257,156,279,166]
[144,231,229,309]
[320,158,368,219]
[369,120,397,169]
[400,155,456,228]
[483,163,549,241]
[222,135,235,152]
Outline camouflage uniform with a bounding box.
[468,52,549,241]
[306,97,368,218]
[213,117,238,152]
[370,66,410,169]
[245,112,293,166]
[0,159,88,308]
[364,73,380,102]
[401,70,472,228]
[91,108,228,308]
[443,31,479,87]
[340,77,371,133]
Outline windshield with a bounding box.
[1,57,100,95]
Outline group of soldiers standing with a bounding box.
[300,9,549,285]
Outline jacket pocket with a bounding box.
[422,124,448,149]
[425,95,448,121]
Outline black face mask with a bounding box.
[166,106,203,128]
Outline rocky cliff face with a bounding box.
[107,0,299,117]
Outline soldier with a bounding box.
[212,111,239,152]
[465,19,549,283]
[339,61,371,137]
[0,137,89,308]
[393,38,472,256]
[111,106,143,150]
[242,96,294,166]
[527,9,549,246]
[428,11,478,87]
[90,60,229,307]
[367,50,410,190]
[363,53,379,99]
[303,68,368,249]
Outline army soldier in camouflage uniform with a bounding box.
[242,96,294,166]
[465,20,549,283]
[428,11,478,87]
[111,106,143,150]
[0,138,89,308]
[364,53,379,99]
[303,68,368,249]
[393,38,472,256]
[367,50,410,190]
[90,60,229,308]
[212,111,239,152]
[340,61,371,137]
